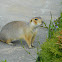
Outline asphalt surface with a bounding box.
[0,0,62,62]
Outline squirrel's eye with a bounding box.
[35,19,38,20]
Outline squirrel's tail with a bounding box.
[0,32,6,42]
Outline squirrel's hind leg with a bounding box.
[6,39,13,46]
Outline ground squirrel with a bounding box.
[0,17,43,48]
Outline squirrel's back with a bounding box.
[0,21,29,41]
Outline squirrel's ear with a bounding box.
[30,20,32,23]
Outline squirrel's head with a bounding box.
[30,17,43,28]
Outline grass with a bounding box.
[36,12,62,62]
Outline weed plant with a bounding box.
[36,12,62,62]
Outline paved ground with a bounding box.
[0,0,62,62]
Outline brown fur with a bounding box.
[0,17,43,48]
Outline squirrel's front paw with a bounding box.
[29,45,35,49]
[31,45,35,48]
